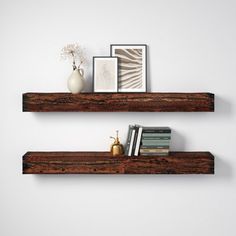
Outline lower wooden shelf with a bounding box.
[23,151,214,174]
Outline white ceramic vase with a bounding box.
[67,68,85,94]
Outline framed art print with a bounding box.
[93,57,118,92]
[110,44,147,92]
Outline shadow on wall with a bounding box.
[83,71,93,92]
[213,95,233,179]
[214,154,233,180]
[215,95,232,117]
[170,128,186,151]
[31,155,233,185]
[31,170,222,186]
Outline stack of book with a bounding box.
[140,127,171,156]
[125,125,171,157]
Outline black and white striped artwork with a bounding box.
[111,45,147,92]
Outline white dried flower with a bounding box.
[61,43,85,70]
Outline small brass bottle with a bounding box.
[110,130,124,156]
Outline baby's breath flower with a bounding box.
[61,43,85,70]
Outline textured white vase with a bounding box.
[67,68,85,94]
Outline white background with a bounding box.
[0,0,235,236]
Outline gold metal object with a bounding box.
[110,130,124,156]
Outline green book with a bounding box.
[142,127,171,133]
[142,137,170,140]
[142,133,171,137]
[142,140,170,146]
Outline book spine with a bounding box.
[142,126,171,130]
[142,130,171,133]
[140,149,169,153]
[140,153,169,156]
[131,126,139,156]
[134,127,143,156]
[142,133,171,137]
[142,137,170,140]
[125,125,133,156]
[141,141,170,146]
[128,128,136,156]
[140,145,169,149]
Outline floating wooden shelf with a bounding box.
[23,92,214,112]
[23,151,214,174]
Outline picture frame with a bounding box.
[93,56,118,92]
[110,44,147,92]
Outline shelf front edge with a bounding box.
[23,151,214,174]
[22,92,214,112]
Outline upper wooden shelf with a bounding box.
[22,92,214,112]
[23,151,214,174]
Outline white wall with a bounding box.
[0,0,235,235]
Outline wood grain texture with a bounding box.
[23,92,214,112]
[23,151,214,174]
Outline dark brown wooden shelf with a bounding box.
[23,151,214,174]
[23,92,214,112]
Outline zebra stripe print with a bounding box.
[115,48,143,89]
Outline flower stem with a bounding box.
[71,52,77,70]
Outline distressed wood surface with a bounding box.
[23,151,214,174]
[23,92,214,112]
